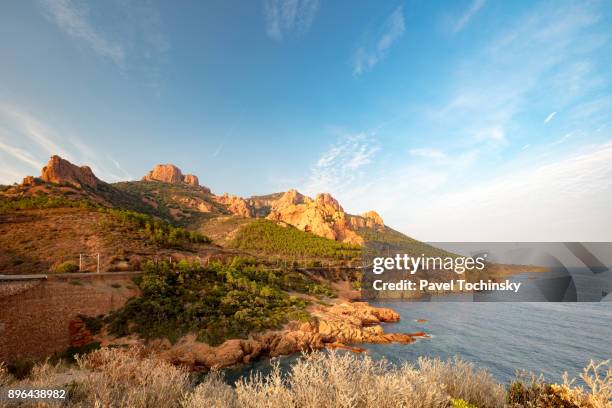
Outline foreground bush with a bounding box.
[2,348,609,408]
[507,360,611,408]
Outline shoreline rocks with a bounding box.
[152,302,427,370]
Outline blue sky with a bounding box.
[1,0,611,240]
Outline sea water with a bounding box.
[224,270,611,385]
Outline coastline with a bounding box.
[98,300,427,371]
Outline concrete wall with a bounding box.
[0,274,138,363]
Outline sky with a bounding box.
[0,0,611,241]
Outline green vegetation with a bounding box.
[0,194,211,249]
[106,207,211,248]
[6,358,36,380]
[57,342,102,363]
[78,314,105,335]
[359,226,455,258]
[54,261,79,273]
[451,399,478,408]
[105,258,332,345]
[230,219,362,260]
[0,195,94,212]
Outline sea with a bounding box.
[224,270,612,385]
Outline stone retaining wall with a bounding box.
[0,275,138,363]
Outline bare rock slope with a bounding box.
[37,155,101,190]
[142,164,200,187]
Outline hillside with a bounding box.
[0,155,436,274]
[229,219,362,261]
[0,199,217,274]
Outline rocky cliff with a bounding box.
[36,155,101,190]
[214,193,254,218]
[13,156,387,248]
[266,190,384,245]
[142,164,200,187]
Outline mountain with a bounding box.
[0,155,427,274]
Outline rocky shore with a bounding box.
[128,301,427,370]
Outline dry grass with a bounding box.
[554,360,611,408]
[0,362,10,387]
[72,346,191,408]
[2,348,609,408]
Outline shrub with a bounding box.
[72,347,190,408]
[0,363,12,388]
[451,399,478,408]
[417,356,505,408]
[78,314,104,335]
[4,349,610,408]
[53,261,79,273]
[105,258,321,345]
[507,360,611,408]
[58,342,101,363]
[7,359,36,380]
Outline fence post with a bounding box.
[79,254,82,272]
[97,253,100,273]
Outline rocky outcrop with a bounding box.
[158,302,428,369]
[39,155,101,190]
[266,190,364,245]
[142,164,184,184]
[183,174,199,187]
[215,193,254,218]
[21,176,39,187]
[174,196,216,213]
[362,210,384,227]
[142,164,201,188]
[349,211,385,230]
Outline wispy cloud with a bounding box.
[0,140,43,169]
[409,148,447,160]
[213,143,224,157]
[544,111,557,123]
[41,0,125,65]
[548,132,572,147]
[453,0,486,33]
[406,142,612,241]
[108,156,133,180]
[40,0,169,89]
[302,130,379,200]
[353,6,405,77]
[431,1,606,152]
[263,0,319,41]
[0,103,129,184]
